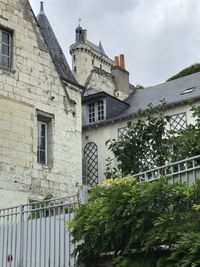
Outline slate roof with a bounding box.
[87,40,107,57]
[123,71,200,117]
[37,6,78,86]
[83,72,200,128]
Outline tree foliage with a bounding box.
[171,105,200,161]
[106,103,200,177]
[106,103,170,176]
[166,63,200,81]
[70,178,200,265]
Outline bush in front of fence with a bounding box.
[69,177,200,266]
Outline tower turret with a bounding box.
[70,25,114,85]
[75,25,84,43]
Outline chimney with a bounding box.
[83,29,87,43]
[119,54,125,69]
[112,54,129,99]
[114,56,119,66]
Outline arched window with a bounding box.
[84,142,98,186]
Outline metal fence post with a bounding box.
[18,205,24,267]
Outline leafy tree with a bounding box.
[166,63,200,81]
[171,105,200,161]
[106,103,170,176]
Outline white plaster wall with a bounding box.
[0,0,82,208]
[82,103,199,182]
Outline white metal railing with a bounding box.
[0,195,78,267]
[134,155,200,184]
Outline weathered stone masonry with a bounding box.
[0,0,82,208]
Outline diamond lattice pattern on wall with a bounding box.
[118,127,128,138]
[170,112,187,132]
[84,142,98,186]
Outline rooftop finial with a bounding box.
[40,1,44,13]
[78,18,81,27]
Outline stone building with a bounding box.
[0,0,83,208]
[76,26,200,187]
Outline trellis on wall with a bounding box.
[170,112,187,131]
[118,126,128,138]
[84,142,98,186]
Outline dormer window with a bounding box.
[88,100,105,124]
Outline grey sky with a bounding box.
[29,0,200,87]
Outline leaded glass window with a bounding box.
[84,142,98,186]
[170,112,187,132]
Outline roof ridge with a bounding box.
[37,4,79,86]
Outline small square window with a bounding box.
[0,29,11,69]
[74,66,77,73]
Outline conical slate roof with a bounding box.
[98,41,106,55]
[37,2,77,85]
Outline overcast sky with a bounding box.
[29,0,200,87]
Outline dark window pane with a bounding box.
[2,32,9,44]
[37,122,47,164]
[40,151,46,164]
[41,124,46,137]
[1,56,9,68]
[39,137,46,150]
[2,44,9,56]
[37,150,40,163]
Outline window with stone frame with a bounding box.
[37,110,54,165]
[0,29,12,69]
[169,112,187,132]
[88,100,105,124]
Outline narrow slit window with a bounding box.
[0,30,11,69]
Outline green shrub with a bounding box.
[70,178,200,264]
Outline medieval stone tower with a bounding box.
[70,25,114,86]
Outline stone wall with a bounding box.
[70,43,114,86]
[0,0,82,208]
[85,68,115,96]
